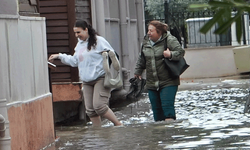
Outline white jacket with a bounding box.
[59,36,115,82]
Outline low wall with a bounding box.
[181,46,239,79]
[0,15,55,150]
[52,82,82,102]
[8,95,54,150]
[51,82,82,123]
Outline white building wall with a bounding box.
[91,0,145,81]
[181,46,238,79]
[0,15,50,105]
[0,0,17,15]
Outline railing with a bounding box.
[144,1,249,48]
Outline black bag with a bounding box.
[163,38,189,78]
[164,57,189,78]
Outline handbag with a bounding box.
[104,70,123,89]
[163,37,189,78]
[103,51,123,89]
[164,57,189,78]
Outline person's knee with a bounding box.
[93,104,108,116]
[86,105,108,117]
[86,110,98,118]
[93,91,110,116]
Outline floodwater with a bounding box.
[44,77,250,150]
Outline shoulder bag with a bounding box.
[103,51,123,89]
[163,38,189,78]
[104,71,123,89]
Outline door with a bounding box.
[37,0,78,82]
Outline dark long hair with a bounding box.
[148,20,169,35]
[75,20,97,50]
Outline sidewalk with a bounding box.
[179,74,250,91]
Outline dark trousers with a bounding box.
[148,85,178,121]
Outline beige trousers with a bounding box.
[82,76,111,117]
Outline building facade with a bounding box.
[0,0,145,149]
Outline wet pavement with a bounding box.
[44,76,250,150]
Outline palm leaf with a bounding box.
[199,9,225,34]
[208,0,234,7]
[214,12,242,34]
[188,4,210,11]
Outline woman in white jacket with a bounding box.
[49,20,122,127]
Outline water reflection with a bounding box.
[47,79,250,150]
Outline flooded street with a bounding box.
[46,77,250,150]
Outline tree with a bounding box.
[189,0,250,43]
[145,0,165,19]
[145,0,209,19]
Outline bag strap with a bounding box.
[164,36,168,50]
[141,35,168,60]
[103,50,119,66]
[140,44,145,57]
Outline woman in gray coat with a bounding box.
[134,20,185,121]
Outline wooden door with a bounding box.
[37,0,78,82]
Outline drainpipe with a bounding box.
[0,99,11,150]
[135,0,146,46]
[93,0,106,37]
[90,0,97,29]
[118,0,129,70]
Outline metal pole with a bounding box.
[242,14,246,45]
[0,99,11,150]
[48,62,57,139]
[135,0,145,45]
[118,0,129,69]
[94,0,106,37]
[164,0,169,24]
[0,114,5,137]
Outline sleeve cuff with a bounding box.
[169,52,173,60]
[58,53,62,59]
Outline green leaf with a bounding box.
[208,0,234,7]
[241,6,250,13]
[223,7,232,20]
[235,15,242,43]
[188,4,210,11]
[188,0,250,44]
[214,12,242,34]
[199,9,226,34]
[217,7,231,26]
[231,0,248,7]
[234,0,246,3]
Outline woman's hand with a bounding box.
[48,54,59,62]
[134,75,142,80]
[163,48,172,58]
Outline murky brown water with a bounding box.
[43,78,250,150]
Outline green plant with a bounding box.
[189,0,250,43]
